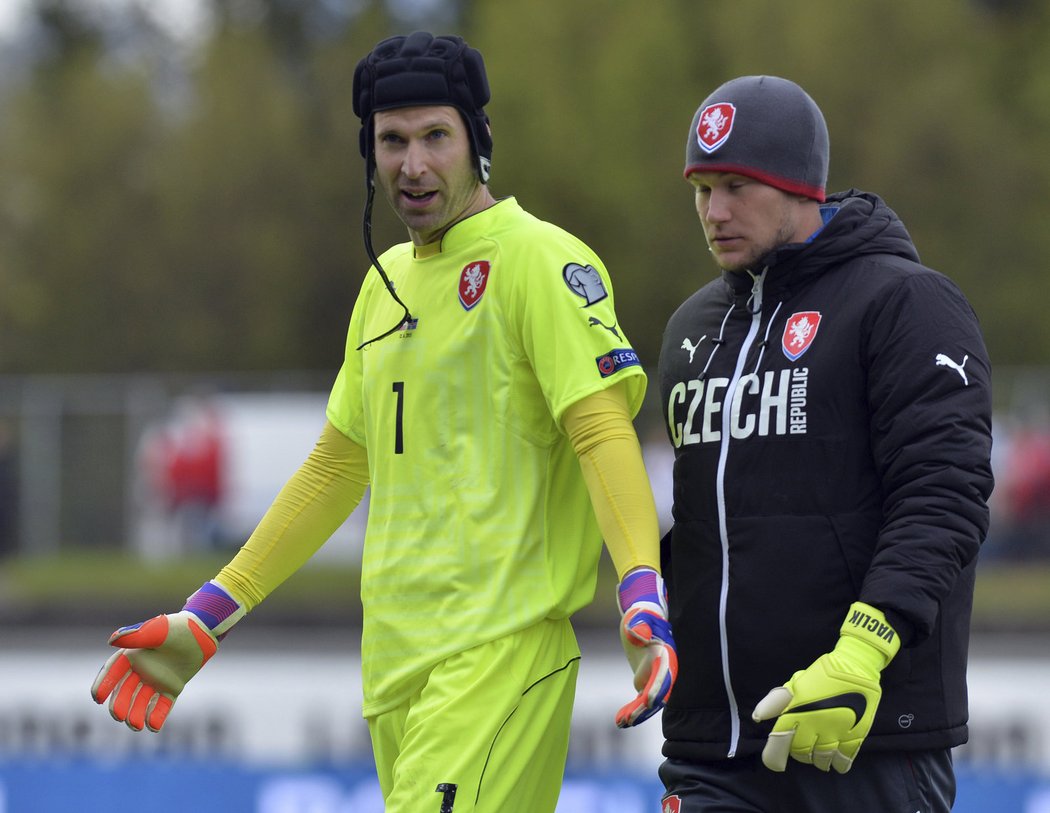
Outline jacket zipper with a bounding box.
[716,269,766,758]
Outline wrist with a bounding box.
[617,567,664,615]
[182,580,246,638]
[838,601,900,667]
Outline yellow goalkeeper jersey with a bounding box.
[326,197,645,715]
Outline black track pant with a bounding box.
[659,749,955,813]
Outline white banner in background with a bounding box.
[0,645,1044,774]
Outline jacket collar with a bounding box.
[720,189,919,300]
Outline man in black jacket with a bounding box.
[657,75,993,812]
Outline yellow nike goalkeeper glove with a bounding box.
[90,580,245,732]
[751,601,901,774]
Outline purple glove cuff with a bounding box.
[183,580,242,633]
[617,567,661,614]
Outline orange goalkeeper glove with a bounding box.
[615,567,678,728]
[90,580,245,732]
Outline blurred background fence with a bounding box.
[3,365,1050,567]
[0,370,341,560]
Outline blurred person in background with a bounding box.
[137,397,226,553]
[656,76,993,812]
[90,31,676,813]
[990,410,1050,559]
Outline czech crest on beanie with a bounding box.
[696,102,736,153]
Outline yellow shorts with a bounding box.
[367,617,581,813]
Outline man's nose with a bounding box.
[704,189,730,222]
[401,141,426,178]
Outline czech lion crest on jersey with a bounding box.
[696,102,736,153]
[458,260,491,310]
[782,311,822,361]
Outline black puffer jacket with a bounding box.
[657,189,993,762]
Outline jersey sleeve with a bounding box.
[510,229,647,424]
[564,384,661,579]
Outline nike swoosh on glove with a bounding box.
[615,567,678,728]
[90,580,244,732]
[752,601,901,773]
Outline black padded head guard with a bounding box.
[353,31,493,183]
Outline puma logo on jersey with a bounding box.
[588,316,622,339]
[935,353,969,386]
[681,336,707,364]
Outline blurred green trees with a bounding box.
[1,0,1048,378]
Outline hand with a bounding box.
[614,567,678,728]
[90,580,244,732]
[751,601,901,773]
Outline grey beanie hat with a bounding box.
[684,75,829,202]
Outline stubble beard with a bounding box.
[709,218,799,273]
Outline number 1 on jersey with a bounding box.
[392,381,405,454]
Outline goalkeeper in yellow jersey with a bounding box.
[90,31,676,813]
